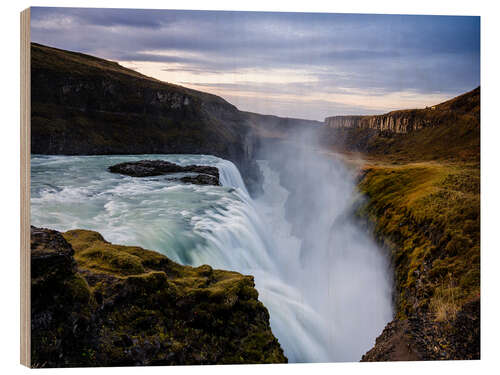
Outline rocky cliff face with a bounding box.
[325,87,480,135]
[361,299,480,361]
[31,226,286,367]
[320,88,480,163]
[325,112,431,134]
[356,161,480,361]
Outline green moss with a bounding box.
[64,274,92,304]
[53,229,287,366]
[357,162,480,319]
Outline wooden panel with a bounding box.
[20,7,31,368]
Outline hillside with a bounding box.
[243,111,323,139]
[31,43,330,196]
[321,87,480,163]
[31,43,265,193]
[324,89,481,361]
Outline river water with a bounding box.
[31,153,392,362]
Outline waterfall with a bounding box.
[31,153,393,363]
[210,156,393,362]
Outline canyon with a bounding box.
[29,42,480,365]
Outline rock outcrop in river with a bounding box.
[31,226,286,367]
[108,160,220,185]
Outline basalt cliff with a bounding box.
[325,87,479,134]
[320,87,480,163]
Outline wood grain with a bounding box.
[20,7,31,368]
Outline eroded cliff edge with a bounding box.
[31,226,286,367]
[325,87,479,134]
[357,164,480,361]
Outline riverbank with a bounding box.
[356,159,479,360]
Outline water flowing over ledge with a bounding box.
[31,153,393,362]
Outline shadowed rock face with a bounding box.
[30,226,287,367]
[361,299,480,361]
[108,160,220,185]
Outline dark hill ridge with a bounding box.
[31,43,264,193]
[243,111,324,139]
[31,43,324,195]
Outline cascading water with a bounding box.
[31,152,392,362]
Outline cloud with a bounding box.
[30,7,480,120]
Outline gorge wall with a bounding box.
[325,87,480,135]
[325,111,431,134]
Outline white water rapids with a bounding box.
[31,153,393,362]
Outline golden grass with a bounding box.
[430,275,460,322]
[357,162,479,318]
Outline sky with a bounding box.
[31,7,480,121]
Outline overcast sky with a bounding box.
[31,7,480,121]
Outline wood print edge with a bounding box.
[20,7,31,368]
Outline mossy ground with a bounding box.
[326,88,480,360]
[356,162,479,320]
[64,229,286,365]
[31,228,286,367]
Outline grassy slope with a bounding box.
[65,229,287,365]
[357,162,479,319]
[331,88,480,359]
[31,43,226,101]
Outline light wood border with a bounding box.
[20,7,31,368]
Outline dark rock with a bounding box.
[108,160,220,186]
[179,174,219,186]
[361,299,480,362]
